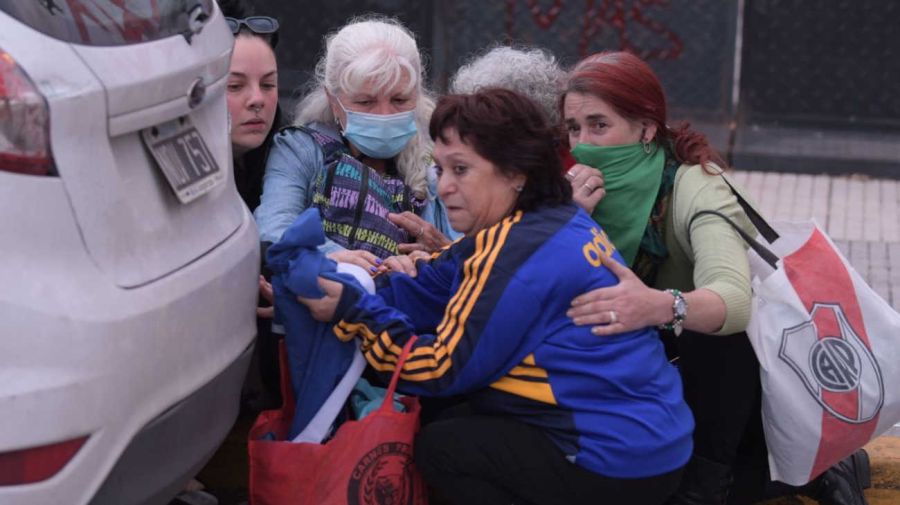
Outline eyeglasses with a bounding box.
[225,16,279,47]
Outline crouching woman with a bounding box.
[299,88,692,505]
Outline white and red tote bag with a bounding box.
[693,179,900,486]
[745,219,900,485]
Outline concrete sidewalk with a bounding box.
[763,436,900,505]
[731,169,900,505]
[730,170,900,312]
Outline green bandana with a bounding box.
[571,142,665,265]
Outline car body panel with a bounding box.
[88,343,254,505]
[0,173,258,503]
[0,4,258,504]
[2,9,245,288]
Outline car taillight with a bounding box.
[0,436,89,486]
[0,47,55,176]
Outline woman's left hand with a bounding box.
[566,164,606,213]
[389,211,451,253]
[297,277,345,322]
[382,254,419,277]
[567,257,672,336]
[327,249,381,273]
[257,275,275,319]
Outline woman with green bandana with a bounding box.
[562,51,871,505]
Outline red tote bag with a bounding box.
[248,337,428,505]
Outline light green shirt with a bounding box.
[654,164,758,336]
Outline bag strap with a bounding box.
[689,209,780,269]
[293,124,349,166]
[291,348,367,443]
[716,173,779,244]
[378,336,419,414]
[290,335,419,442]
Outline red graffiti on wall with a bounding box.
[506,0,683,60]
[65,0,162,44]
[527,0,565,29]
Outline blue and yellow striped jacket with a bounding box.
[333,203,693,478]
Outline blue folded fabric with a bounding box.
[350,378,406,420]
[266,208,365,439]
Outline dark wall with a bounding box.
[237,0,739,123]
[432,0,738,121]
[233,0,900,174]
[245,0,739,148]
[740,0,900,131]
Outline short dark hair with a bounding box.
[429,88,572,212]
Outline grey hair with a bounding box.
[450,45,564,123]
[293,17,433,197]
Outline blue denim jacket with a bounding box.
[254,122,458,252]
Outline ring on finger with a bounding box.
[608,310,618,324]
[582,183,594,192]
[416,226,424,238]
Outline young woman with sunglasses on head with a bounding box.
[253,17,453,273]
[169,8,287,505]
[221,0,298,413]
[224,12,283,212]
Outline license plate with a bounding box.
[142,117,223,204]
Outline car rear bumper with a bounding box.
[0,200,260,505]
[88,342,254,505]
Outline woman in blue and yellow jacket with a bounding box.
[300,88,693,505]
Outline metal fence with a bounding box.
[244,0,900,175]
[733,0,900,175]
[432,0,738,119]
[740,0,900,130]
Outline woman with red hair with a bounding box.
[563,51,870,505]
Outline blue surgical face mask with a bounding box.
[337,98,418,159]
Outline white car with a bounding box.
[0,2,258,504]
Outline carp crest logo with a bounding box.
[347,442,416,505]
[779,303,884,423]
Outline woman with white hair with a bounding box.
[450,45,564,123]
[391,45,606,248]
[254,17,450,270]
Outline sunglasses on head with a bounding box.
[226,16,279,47]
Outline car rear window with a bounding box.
[0,0,215,46]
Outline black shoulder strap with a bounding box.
[289,125,351,200]
[717,173,779,244]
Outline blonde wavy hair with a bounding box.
[293,16,434,198]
